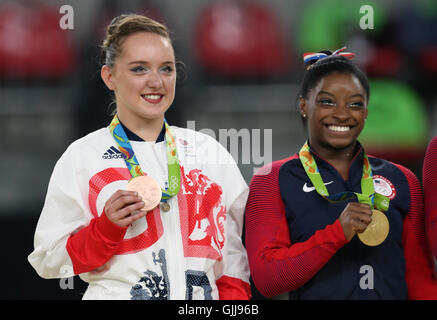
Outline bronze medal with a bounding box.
[358,209,390,246]
[126,175,162,212]
[161,202,170,212]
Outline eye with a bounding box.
[317,98,335,106]
[348,101,364,109]
[130,65,148,73]
[160,65,174,74]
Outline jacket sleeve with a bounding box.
[212,142,251,300]
[423,136,437,262]
[66,210,127,275]
[216,188,251,299]
[27,146,126,278]
[244,160,348,298]
[395,163,437,299]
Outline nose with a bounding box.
[146,70,163,89]
[332,103,351,121]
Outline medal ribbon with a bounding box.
[299,141,389,211]
[108,115,180,201]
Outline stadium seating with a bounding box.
[0,2,77,80]
[194,0,292,79]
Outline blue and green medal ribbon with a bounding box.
[108,115,180,202]
[298,141,389,212]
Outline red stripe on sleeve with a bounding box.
[245,157,348,298]
[66,211,127,275]
[395,163,437,299]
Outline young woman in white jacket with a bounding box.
[28,14,250,300]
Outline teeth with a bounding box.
[142,94,162,100]
[328,125,350,132]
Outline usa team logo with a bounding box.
[373,175,396,200]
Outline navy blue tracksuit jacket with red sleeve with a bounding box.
[245,142,437,299]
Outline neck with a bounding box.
[309,140,358,180]
[117,111,164,142]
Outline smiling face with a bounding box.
[101,31,176,127]
[299,72,368,154]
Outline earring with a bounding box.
[302,113,307,119]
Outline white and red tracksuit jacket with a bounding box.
[28,124,251,300]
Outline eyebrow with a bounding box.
[349,93,365,99]
[317,90,365,99]
[317,90,335,97]
[127,60,175,65]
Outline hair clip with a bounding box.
[332,46,355,60]
[303,46,355,68]
[303,52,329,64]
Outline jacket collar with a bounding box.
[119,120,166,143]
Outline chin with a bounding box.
[325,137,357,150]
[142,113,166,121]
[137,106,168,120]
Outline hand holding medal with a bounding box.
[103,190,147,228]
[338,202,390,246]
[338,202,373,242]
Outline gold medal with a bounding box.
[126,175,162,212]
[161,202,170,212]
[358,209,390,246]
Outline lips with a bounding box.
[141,93,164,104]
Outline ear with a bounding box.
[364,107,368,120]
[299,96,308,118]
[101,65,116,91]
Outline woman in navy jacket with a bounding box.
[245,48,437,299]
